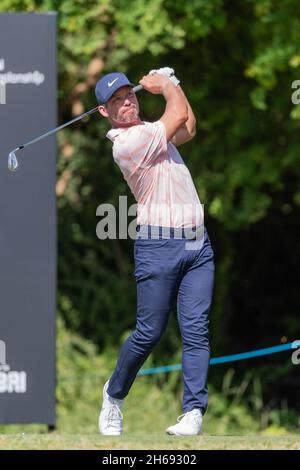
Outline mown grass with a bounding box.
[1,323,299,451]
[0,433,300,450]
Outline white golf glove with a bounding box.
[148,67,180,87]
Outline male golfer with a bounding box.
[96,68,215,436]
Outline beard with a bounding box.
[113,107,139,125]
[122,107,139,122]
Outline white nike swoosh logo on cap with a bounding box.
[108,77,119,87]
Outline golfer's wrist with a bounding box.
[162,80,177,98]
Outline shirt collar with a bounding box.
[106,121,146,142]
[106,126,130,142]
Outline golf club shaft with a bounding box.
[16,84,143,152]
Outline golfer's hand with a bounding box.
[139,74,173,95]
[149,67,180,87]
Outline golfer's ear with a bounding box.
[98,105,108,118]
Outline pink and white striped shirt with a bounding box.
[106,120,203,228]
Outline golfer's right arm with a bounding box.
[139,74,188,140]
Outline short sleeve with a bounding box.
[115,121,168,170]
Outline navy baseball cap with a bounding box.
[95,72,135,105]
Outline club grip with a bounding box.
[133,84,143,93]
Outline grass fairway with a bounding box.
[0,433,299,450]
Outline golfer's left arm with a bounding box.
[170,86,196,147]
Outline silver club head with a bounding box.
[8,150,19,172]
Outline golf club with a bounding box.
[8,83,143,172]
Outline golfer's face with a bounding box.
[106,86,139,125]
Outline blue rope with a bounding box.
[137,341,297,376]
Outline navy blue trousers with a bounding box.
[107,226,215,414]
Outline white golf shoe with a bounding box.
[166,409,202,436]
[98,380,124,436]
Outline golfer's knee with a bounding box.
[132,328,162,349]
[181,327,209,349]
